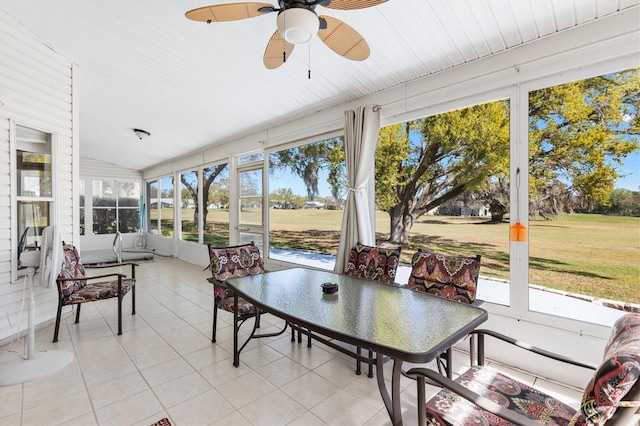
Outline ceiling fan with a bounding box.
[185,0,388,69]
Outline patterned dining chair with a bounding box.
[345,242,402,376]
[53,242,137,342]
[345,242,401,285]
[206,242,289,365]
[407,249,482,376]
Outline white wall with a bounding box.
[0,10,76,344]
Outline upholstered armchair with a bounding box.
[407,313,640,426]
[345,242,402,376]
[53,242,137,342]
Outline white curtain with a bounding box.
[334,105,381,274]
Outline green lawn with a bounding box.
[173,208,640,303]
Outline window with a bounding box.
[15,125,54,270]
[527,68,640,324]
[179,170,198,242]
[146,176,174,237]
[117,182,141,233]
[92,180,116,234]
[203,163,229,245]
[147,180,159,235]
[79,179,140,235]
[268,137,345,267]
[374,99,511,300]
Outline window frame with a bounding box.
[10,121,57,282]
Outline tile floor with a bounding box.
[0,257,584,425]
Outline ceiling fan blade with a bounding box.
[185,2,274,22]
[324,0,387,11]
[263,30,295,69]
[318,16,370,61]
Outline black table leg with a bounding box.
[376,354,403,425]
[233,292,239,367]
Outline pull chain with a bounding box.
[308,42,311,79]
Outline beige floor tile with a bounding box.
[287,345,336,370]
[159,325,203,345]
[22,389,92,425]
[21,359,84,410]
[310,389,378,425]
[58,412,98,426]
[238,343,285,371]
[0,412,22,426]
[239,389,307,425]
[140,356,196,387]
[94,389,163,426]
[170,333,214,357]
[312,356,360,388]
[119,332,166,356]
[210,410,251,425]
[131,343,180,370]
[216,371,276,409]
[199,358,253,387]
[0,384,22,419]
[88,371,149,409]
[152,371,213,408]
[167,388,236,425]
[281,372,340,409]
[182,344,232,370]
[132,412,171,426]
[287,411,328,425]
[256,356,310,388]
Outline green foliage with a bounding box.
[528,69,640,213]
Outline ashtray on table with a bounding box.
[321,282,339,294]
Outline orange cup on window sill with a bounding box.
[509,221,527,242]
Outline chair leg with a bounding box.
[117,295,123,336]
[356,346,362,375]
[368,349,374,378]
[53,303,63,342]
[75,304,81,323]
[131,284,136,315]
[212,300,218,343]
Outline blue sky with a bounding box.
[270,152,640,198]
[617,150,640,191]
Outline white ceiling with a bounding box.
[1,0,638,171]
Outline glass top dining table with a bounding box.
[226,267,488,425]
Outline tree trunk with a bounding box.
[389,205,415,244]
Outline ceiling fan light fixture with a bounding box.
[133,128,150,140]
[277,8,319,44]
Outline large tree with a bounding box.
[180,164,228,228]
[376,101,510,243]
[269,138,345,203]
[528,70,639,217]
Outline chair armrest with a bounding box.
[470,329,598,370]
[407,367,541,426]
[207,277,228,289]
[57,273,126,282]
